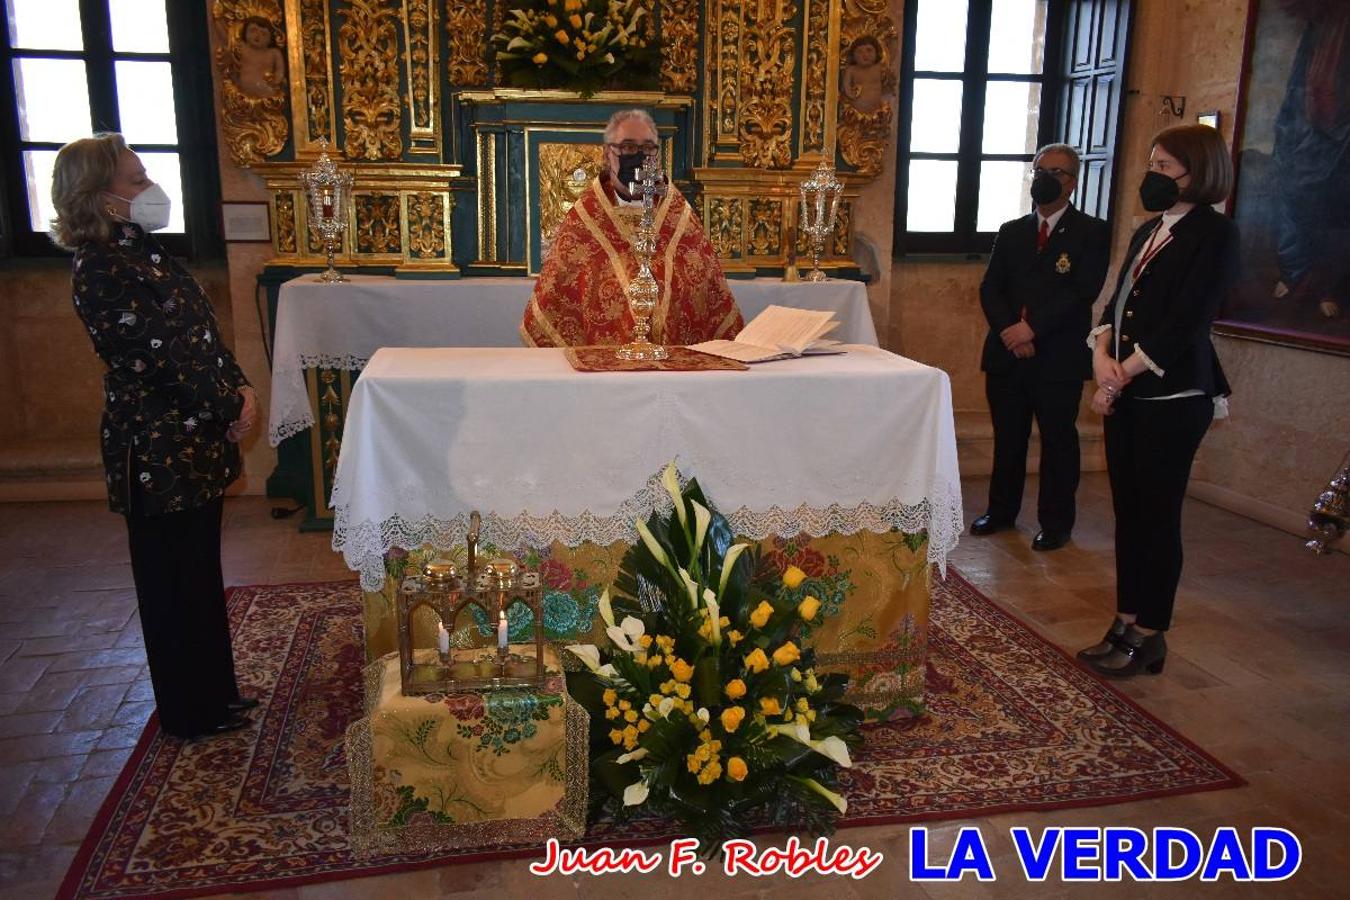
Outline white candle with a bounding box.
[437,622,450,654]
[497,610,509,651]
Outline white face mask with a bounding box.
[106,183,172,232]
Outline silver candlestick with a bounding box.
[799,160,844,283]
[616,152,669,361]
[300,139,353,284]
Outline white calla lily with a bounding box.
[617,747,649,764]
[634,517,672,572]
[598,588,615,629]
[597,663,618,678]
[696,707,710,726]
[657,696,675,718]
[679,568,700,608]
[799,776,848,814]
[691,501,711,558]
[718,542,749,598]
[704,590,722,645]
[769,722,853,767]
[661,462,687,529]
[566,644,601,672]
[606,615,646,654]
[623,779,650,807]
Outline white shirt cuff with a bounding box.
[1133,344,1165,378]
[1086,324,1112,350]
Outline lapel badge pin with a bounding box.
[1055,252,1071,274]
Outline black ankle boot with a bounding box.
[1076,617,1128,661]
[1089,625,1166,678]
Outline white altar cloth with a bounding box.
[329,346,961,590]
[267,274,878,445]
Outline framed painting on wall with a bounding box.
[1217,0,1350,356]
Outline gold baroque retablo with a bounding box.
[660,0,699,93]
[739,0,798,169]
[446,0,489,87]
[837,0,898,178]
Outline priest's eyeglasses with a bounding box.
[608,140,659,155]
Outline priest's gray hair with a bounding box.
[1034,142,1081,178]
[604,109,658,143]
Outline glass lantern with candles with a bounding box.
[394,512,549,695]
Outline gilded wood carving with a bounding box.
[799,0,830,156]
[537,142,606,250]
[709,0,744,155]
[738,0,797,169]
[747,198,782,257]
[274,191,298,253]
[707,196,744,259]
[403,0,438,151]
[446,0,489,86]
[212,1,289,167]
[338,0,403,160]
[354,193,403,254]
[407,192,449,259]
[837,0,897,177]
[297,0,333,143]
[660,0,699,93]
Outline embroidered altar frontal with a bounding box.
[346,650,588,856]
[366,531,931,721]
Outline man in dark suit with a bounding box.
[971,144,1110,551]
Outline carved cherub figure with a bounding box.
[235,16,285,99]
[842,35,884,115]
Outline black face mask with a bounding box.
[1139,170,1182,211]
[1030,171,1064,205]
[616,151,648,192]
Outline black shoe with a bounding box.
[200,713,253,737]
[970,514,1013,536]
[1089,626,1167,678]
[228,696,260,712]
[1076,617,1127,661]
[1032,530,1071,551]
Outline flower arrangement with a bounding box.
[491,0,661,97]
[565,464,864,852]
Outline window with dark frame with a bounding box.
[894,0,1066,257]
[0,0,222,259]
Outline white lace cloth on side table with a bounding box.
[329,345,962,590]
[267,274,878,445]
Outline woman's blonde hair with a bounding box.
[50,133,127,250]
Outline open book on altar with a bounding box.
[689,304,844,363]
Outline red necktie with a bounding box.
[1037,218,1050,252]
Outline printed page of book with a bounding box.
[734,305,839,355]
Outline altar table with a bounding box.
[268,275,878,445]
[330,346,962,718]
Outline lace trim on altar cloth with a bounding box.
[333,470,964,591]
[267,353,372,445]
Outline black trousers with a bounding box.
[1104,395,1213,631]
[985,372,1084,533]
[125,494,241,737]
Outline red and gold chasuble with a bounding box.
[521,176,744,347]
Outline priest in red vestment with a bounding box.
[521,110,744,347]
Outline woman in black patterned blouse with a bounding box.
[52,133,258,739]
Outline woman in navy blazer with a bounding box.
[1078,125,1238,678]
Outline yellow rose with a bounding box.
[749,600,774,629]
[743,647,769,674]
[531,51,549,65]
[602,688,617,706]
[720,705,745,733]
[727,629,743,646]
[568,13,583,28]
[772,641,801,667]
[576,48,585,60]
[609,728,624,744]
[554,29,569,44]
[782,565,807,589]
[669,658,694,683]
[798,595,821,621]
[724,678,747,700]
[727,756,748,781]
[564,0,582,10]
[544,13,558,27]
[759,696,782,716]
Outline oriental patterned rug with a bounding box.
[57,572,1242,899]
